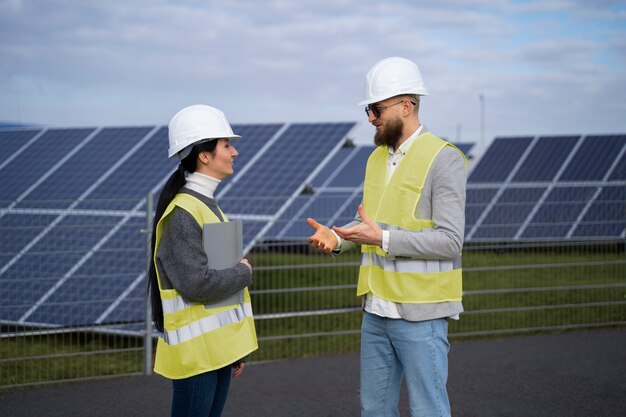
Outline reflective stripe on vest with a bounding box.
[163,303,254,345]
[358,133,466,304]
[153,192,257,379]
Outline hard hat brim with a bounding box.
[168,134,241,159]
[357,91,429,106]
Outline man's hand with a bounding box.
[333,205,382,247]
[307,217,339,253]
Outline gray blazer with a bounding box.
[337,129,467,321]
[156,189,252,304]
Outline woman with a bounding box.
[147,104,257,417]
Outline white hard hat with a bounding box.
[358,57,430,106]
[167,104,241,159]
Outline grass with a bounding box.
[243,244,626,361]
[1,332,143,387]
[2,243,625,388]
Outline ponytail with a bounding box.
[147,166,186,332]
[147,139,219,332]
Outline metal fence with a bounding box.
[1,195,625,389]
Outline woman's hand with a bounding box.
[240,258,252,272]
[232,362,245,378]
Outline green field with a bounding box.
[247,245,626,359]
[0,332,144,388]
[2,245,625,387]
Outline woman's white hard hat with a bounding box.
[167,104,240,159]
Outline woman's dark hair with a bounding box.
[147,139,218,332]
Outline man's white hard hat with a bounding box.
[358,57,430,106]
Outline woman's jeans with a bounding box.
[360,312,451,417]
[171,365,232,417]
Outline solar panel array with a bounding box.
[3,125,624,331]
[0,122,354,328]
[265,141,476,241]
[466,134,626,241]
[266,144,373,240]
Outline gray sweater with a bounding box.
[155,188,252,304]
[338,131,466,322]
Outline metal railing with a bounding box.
[1,194,625,389]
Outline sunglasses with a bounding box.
[364,99,417,118]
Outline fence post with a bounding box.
[144,192,154,375]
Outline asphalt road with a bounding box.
[2,327,625,417]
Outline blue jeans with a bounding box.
[171,366,232,417]
[360,312,451,417]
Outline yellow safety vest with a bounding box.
[357,132,465,304]
[153,193,257,379]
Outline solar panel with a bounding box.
[2,124,624,331]
[16,127,154,210]
[0,128,42,163]
[607,136,626,181]
[26,216,146,326]
[326,146,373,188]
[4,125,292,325]
[266,143,373,241]
[219,123,284,189]
[264,195,312,238]
[466,132,626,241]
[571,185,626,238]
[268,137,505,243]
[98,281,145,324]
[519,187,598,239]
[310,146,355,188]
[469,136,533,183]
[220,122,355,215]
[465,187,499,235]
[0,213,57,266]
[473,187,547,239]
[453,143,474,157]
[512,135,580,182]
[1,214,120,322]
[334,192,362,226]
[0,128,95,208]
[276,191,357,239]
[77,127,173,211]
[560,134,626,181]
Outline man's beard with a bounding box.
[374,117,403,147]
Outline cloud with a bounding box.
[0,0,625,144]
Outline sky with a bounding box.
[1,0,625,148]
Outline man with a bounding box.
[307,56,466,417]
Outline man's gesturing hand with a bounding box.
[306,217,339,254]
[332,205,382,247]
